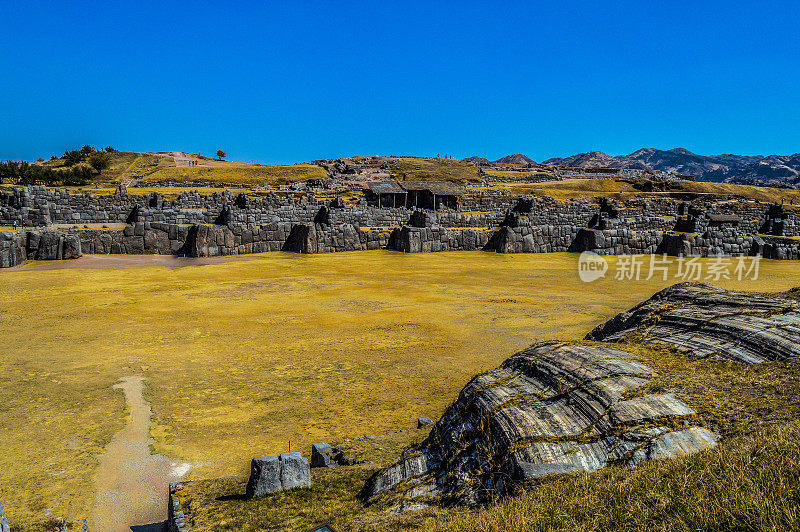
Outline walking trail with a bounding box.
[90,376,191,531]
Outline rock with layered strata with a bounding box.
[586,282,800,363]
[363,343,717,506]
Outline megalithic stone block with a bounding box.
[280,452,311,489]
[246,455,281,498]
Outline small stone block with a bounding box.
[279,452,311,489]
[246,455,281,497]
[417,417,433,428]
[311,442,333,468]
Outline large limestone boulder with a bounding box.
[363,343,717,507]
[586,282,800,363]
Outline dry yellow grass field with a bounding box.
[498,178,639,200]
[2,252,800,526]
[498,178,800,203]
[143,163,327,186]
[393,157,481,184]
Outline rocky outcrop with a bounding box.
[363,343,717,507]
[586,283,800,363]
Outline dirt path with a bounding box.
[90,376,191,531]
[168,151,198,168]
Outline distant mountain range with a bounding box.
[467,148,800,184]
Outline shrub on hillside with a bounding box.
[88,151,111,172]
[63,149,84,166]
[0,160,91,186]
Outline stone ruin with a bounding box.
[363,342,718,508]
[4,185,800,267]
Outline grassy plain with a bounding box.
[2,252,800,527]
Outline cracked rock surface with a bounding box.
[586,282,800,363]
[363,343,717,507]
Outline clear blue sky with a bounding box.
[2,0,798,164]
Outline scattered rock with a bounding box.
[311,442,334,468]
[390,502,429,514]
[417,417,433,429]
[245,452,313,497]
[311,442,364,467]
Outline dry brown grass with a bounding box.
[141,163,326,186]
[393,158,481,184]
[496,179,640,200]
[671,181,800,203]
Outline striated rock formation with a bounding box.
[363,343,717,507]
[586,283,800,363]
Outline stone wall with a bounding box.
[0,229,82,267]
[167,482,191,532]
[571,228,800,259]
[4,186,800,238]
[5,185,800,267]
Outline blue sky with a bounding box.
[2,0,798,163]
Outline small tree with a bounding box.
[80,145,94,156]
[216,150,227,161]
[63,149,84,166]
[104,146,116,153]
[88,151,111,172]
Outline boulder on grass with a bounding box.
[246,455,281,497]
[311,442,334,468]
[280,452,311,490]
